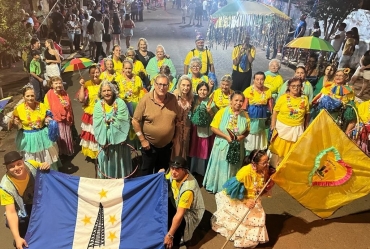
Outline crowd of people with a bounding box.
[1,3,370,248]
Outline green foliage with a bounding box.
[0,0,30,56]
[295,0,362,39]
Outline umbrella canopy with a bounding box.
[285,36,336,52]
[62,58,94,73]
[211,0,290,20]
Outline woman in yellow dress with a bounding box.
[112,44,123,74]
[11,84,61,170]
[99,58,119,83]
[312,69,355,122]
[212,149,272,248]
[125,46,149,89]
[211,74,233,110]
[116,59,145,115]
[270,77,310,160]
[264,59,283,100]
[187,57,214,93]
[243,72,273,155]
[78,65,102,159]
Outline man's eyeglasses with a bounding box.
[155,82,169,88]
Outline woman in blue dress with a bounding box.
[203,91,250,193]
[93,80,132,178]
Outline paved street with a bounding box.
[0,7,370,249]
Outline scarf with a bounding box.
[264,70,280,77]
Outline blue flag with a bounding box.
[25,171,168,248]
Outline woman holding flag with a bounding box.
[212,149,272,248]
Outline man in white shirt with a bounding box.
[330,22,346,61]
[93,13,105,62]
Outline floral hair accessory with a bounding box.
[22,83,34,89]
[343,68,351,75]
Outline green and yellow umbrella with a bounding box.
[285,36,335,52]
[62,58,94,73]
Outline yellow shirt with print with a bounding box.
[320,84,355,105]
[0,160,41,206]
[165,172,194,209]
[212,88,232,109]
[190,75,208,93]
[99,71,119,82]
[243,86,272,105]
[274,93,309,126]
[116,75,144,103]
[232,44,256,72]
[184,49,214,75]
[236,164,265,199]
[13,103,48,130]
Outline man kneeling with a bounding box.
[0,151,50,249]
[163,156,205,249]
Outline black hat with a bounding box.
[3,151,23,165]
[169,156,188,169]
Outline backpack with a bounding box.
[192,47,210,75]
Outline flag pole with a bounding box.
[220,177,272,249]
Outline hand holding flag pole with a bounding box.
[220,177,272,249]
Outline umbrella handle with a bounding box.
[76,61,82,78]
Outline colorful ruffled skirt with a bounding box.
[211,191,268,248]
[15,127,61,170]
[80,113,99,159]
[57,121,74,156]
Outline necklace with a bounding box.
[227,109,240,134]
[286,95,306,117]
[252,167,265,196]
[101,100,118,126]
[25,102,42,129]
[55,90,68,107]
[250,86,266,103]
[218,90,231,106]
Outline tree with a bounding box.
[0,0,30,57]
[295,0,363,40]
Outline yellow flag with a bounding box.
[272,110,370,218]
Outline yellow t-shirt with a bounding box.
[99,71,118,82]
[210,107,250,133]
[232,44,256,72]
[243,86,272,105]
[113,58,123,75]
[133,60,147,76]
[357,100,370,123]
[320,84,354,105]
[236,164,265,199]
[264,74,284,94]
[274,93,309,126]
[13,102,48,130]
[165,172,194,209]
[116,75,144,103]
[190,75,208,93]
[0,160,41,206]
[184,49,214,75]
[212,88,232,109]
[83,84,101,115]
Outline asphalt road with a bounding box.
[0,7,370,249]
